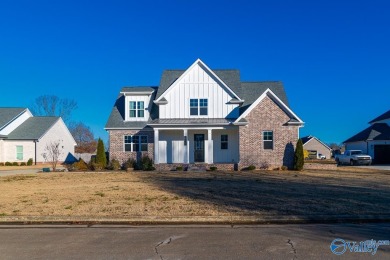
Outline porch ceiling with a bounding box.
[149,118,234,126]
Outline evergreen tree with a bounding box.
[95,138,107,168]
[294,139,304,171]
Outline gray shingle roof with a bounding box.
[7,117,60,140]
[344,123,390,143]
[0,108,26,129]
[106,67,292,129]
[156,70,241,99]
[369,110,390,124]
[301,136,313,145]
[239,81,289,115]
[121,87,156,93]
[105,89,158,129]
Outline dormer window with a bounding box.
[190,98,208,116]
[129,101,144,118]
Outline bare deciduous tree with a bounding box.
[42,140,63,171]
[69,122,97,153]
[30,95,77,124]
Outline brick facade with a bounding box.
[108,129,154,164]
[239,96,299,169]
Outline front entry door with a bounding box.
[194,134,205,163]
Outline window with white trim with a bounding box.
[190,98,208,116]
[124,136,132,151]
[221,135,228,149]
[124,135,148,152]
[263,131,273,150]
[129,101,144,118]
[16,145,23,160]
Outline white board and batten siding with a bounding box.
[159,63,239,119]
[212,129,239,163]
[157,129,239,164]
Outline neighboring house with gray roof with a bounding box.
[105,59,304,170]
[301,135,332,159]
[0,108,76,164]
[344,109,390,164]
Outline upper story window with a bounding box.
[263,131,273,150]
[190,98,208,116]
[129,101,144,118]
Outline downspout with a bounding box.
[34,140,37,165]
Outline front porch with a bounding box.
[153,127,239,165]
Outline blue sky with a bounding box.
[0,0,389,144]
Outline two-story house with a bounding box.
[105,59,304,170]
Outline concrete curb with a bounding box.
[1,215,390,226]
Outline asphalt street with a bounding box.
[0,223,389,259]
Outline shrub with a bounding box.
[27,158,33,166]
[259,161,270,170]
[122,158,136,170]
[107,159,121,171]
[210,166,217,171]
[64,163,75,172]
[73,159,88,171]
[139,155,155,171]
[176,166,183,171]
[20,162,27,166]
[294,139,304,171]
[247,165,256,171]
[12,162,19,166]
[5,162,12,166]
[88,161,104,171]
[0,162,4,166]
[95,138,107,168]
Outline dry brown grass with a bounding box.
[0,169,389,219]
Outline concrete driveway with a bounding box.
[0,165,65,176]
[0,168,41,176]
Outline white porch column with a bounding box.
[207,129,213,164]
[154,129,159,164]
[183,129,189,163]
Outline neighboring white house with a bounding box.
[344,109,390,164]
[0,107,76,164]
